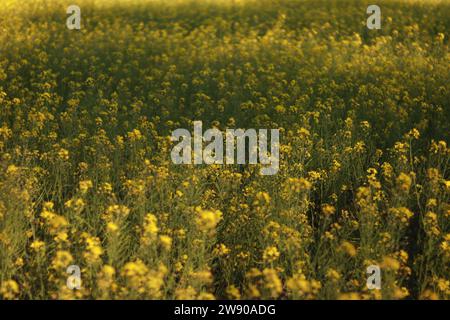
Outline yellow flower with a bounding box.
[437,278,449,293]
[226,285,241,300]
[103,265,116,277]
[51,250,74,270]
[339,241,357,257]
[15,258,24,267]
[65,198,86,212]
[262,268,282,298]
[396,173,412,192]
[124,179,145,196]
[253,191,271,205]
[190,269,213,285]
[6,164,19,175]
[100,182,113,193]
[381,256,400,271]
[444,180,450,192]
[326,268,341,282]
[104,205,130,221]
[122,260,148,279]
[175,190,184,197]
[0,280,19,300]
[141,213,159,245]
[286,274,321,298]
[159,235,172,250]
[263,246,280,263]
[127,129,143,141]
[393,286,409,299]
[331,159,341,173]
[144,214,158,234]
[321,204,336,216]
[427,198,437,207]
[79,180,93,194]
[97,265,116,297]
[175,286,197,300]
[420,290,439,300]
[54,231,69,243]
[107,222,119,233]
[57,148,69,161]
[30,240,46,252]
[197,292,215,300]
[174,261,184,272]
[213,243,230,257]
[388,207,414,223]
[83,235,103,264]
[338,292,362,300]
[381,162,394,179]
[286,177,312,192]
[195,207,222,232]
[406,128,420,139]
[41,203,69,235]
[297,127,310,137]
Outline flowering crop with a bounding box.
[0,0,449,300]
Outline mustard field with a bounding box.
[0,0,449,299]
